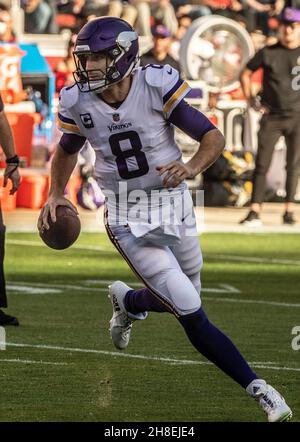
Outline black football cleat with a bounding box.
[283,211,296,225]
[239,210,262,226]
[0,309,19,326]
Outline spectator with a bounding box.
[107,1,138,26]
[133,0,178,37]
[176,13,193,40]
[141,23,181,71]
[56,0,86,14]
[240,7,300,225]
[56,0,88,32]
[0,4,16,42]
[174,1,211,19]
[242,0,284,34]
[23,0,58,34]
[286,0,300,6]
[201,0,244,19]
[169,13,193,61]
[54,33,77,92]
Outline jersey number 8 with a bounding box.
[109,131,149,180]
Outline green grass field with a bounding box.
[0,232,299,422]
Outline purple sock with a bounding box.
[179,308,258,388]
[125,288,170,314]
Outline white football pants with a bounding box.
[105,212,203,318]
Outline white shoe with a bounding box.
[108,281,147,350]
[246,379,292,422]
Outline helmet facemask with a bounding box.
[73,31,140,93]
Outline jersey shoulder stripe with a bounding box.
[58,113,81,134]
[163,78,184,104]
[143,64,191,118]
[58,85,82,135]
[163,81,189,116]
[164,81,190,113]
[58,112,76,125]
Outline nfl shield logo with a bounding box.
[113,113,120,122]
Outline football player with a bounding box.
[38,17,292,422]
[0,92,20,326]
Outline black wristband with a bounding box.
[6,155,20,165]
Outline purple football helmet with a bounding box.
[73,17,139,93]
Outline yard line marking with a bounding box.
[206,253,300,266]
[0,358,67,366]
[7,281,103,293]
[6,342,211,366]
[7,284,61,294]
[202,296,300,308]
[8,240,300,265]
[201,284,241,294]
[6,239,111,253]
[249,364,300,372]
[250,361,277,365]
[8,281,241,295]
[82,280,240,294]
[5,343,300,372]
[83,279,143,288]
[7,239,300,266]
[8,281,299,308]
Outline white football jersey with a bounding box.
[58,64,191,194]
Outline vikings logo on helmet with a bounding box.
[73,17,140,93]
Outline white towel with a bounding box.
[128,186,193,246]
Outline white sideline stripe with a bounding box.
[5,342,300,372]
[0,358,67,366]
[202,296,300,308]
[206,253,300,266]
[6,239,110,253]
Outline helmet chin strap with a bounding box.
[89,79,108,92]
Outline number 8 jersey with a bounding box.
[58,64,191,194]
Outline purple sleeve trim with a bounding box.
[58,112,76,125]
[168,100,216,141]
[59,133,86,154]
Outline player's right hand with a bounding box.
[38,196,78,232]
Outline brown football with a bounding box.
[39,206,81,250]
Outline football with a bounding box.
[39,205,81,250]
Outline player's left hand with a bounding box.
[3,164,20,195]
[156,161,194,188]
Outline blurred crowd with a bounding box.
[0,0,296,38]
[0,0,297,94]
